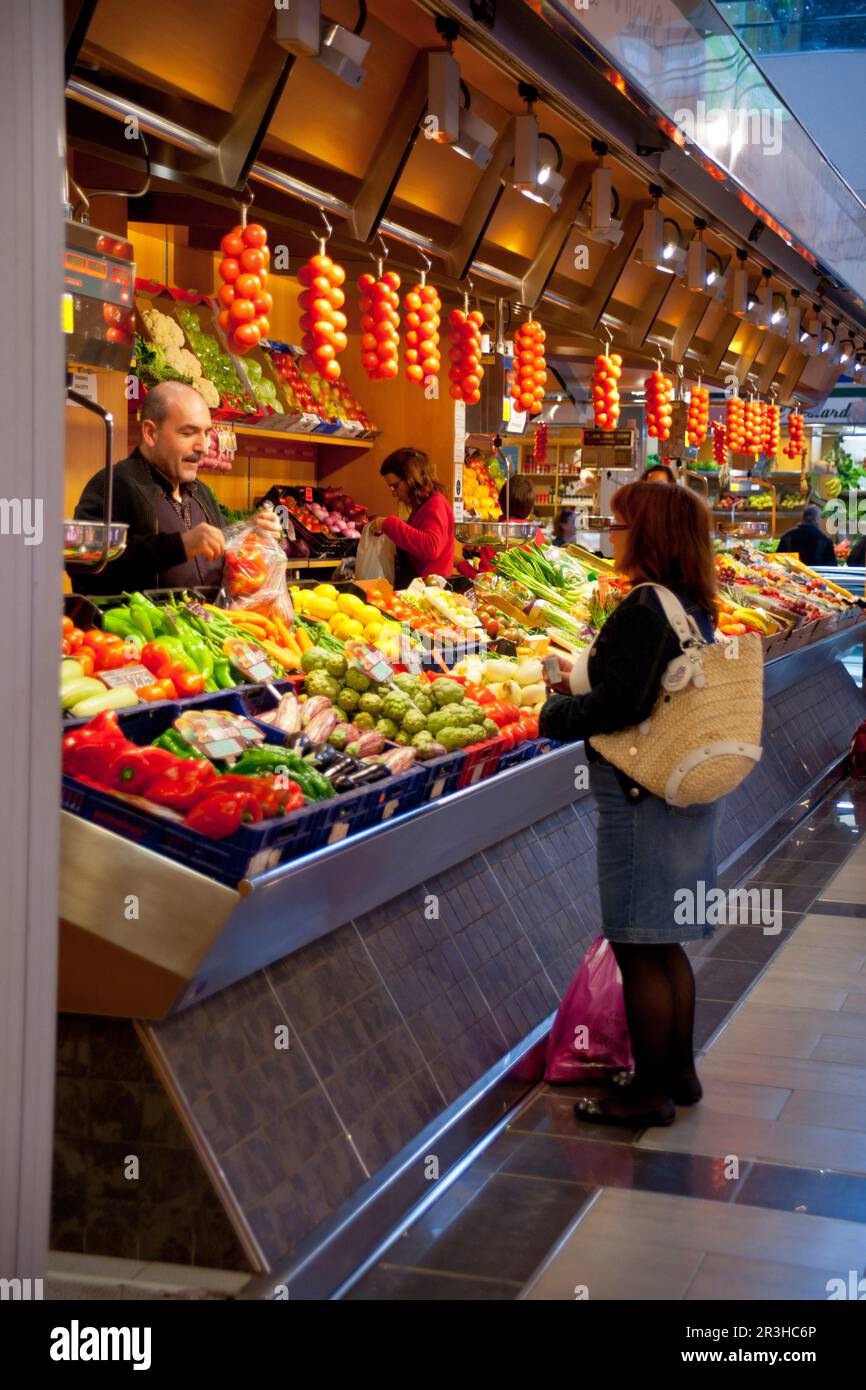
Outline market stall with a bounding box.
[50,0,866,1290]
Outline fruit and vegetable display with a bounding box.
[462,453,502,520]
[746,490,774,511]
[276,487,367,547]
[171,302,256,413]
[780,492,810,510]
[216,221,273,355]
[490,543,620,650]
[297,249,348,381]
[714,595,784,638]
[510,319,547,416]
[404,279,442,388]
[591,352,622,430]
[448,303,485,405]
[450,655,547,720]
[290,585,410,660]
[359,267,401,382]
[263,343,377,431]
[359,580,483,647]
[298,653,536,756]
[715,548,858,626]
[644,370,674,441]
[136,304,222,411]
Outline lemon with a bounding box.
[314,583,339,600]
[337,592,367,619]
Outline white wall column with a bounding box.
[0,0,65,1278]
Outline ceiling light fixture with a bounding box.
[686,218,707,292]
[452,82,497,167]
[522,133,565,210]
[426,18,461,144]
[275,0,371,85]
[573,142,623,245]
[513,82,540,191]
[730,250,750,317]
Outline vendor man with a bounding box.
[68,381,280,595]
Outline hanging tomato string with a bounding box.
[591,348,621,429]
[726,393,745,452]
[510,318,546,416]
[216,217,272,355]
[686,384,709,447]
[448,293,484,405]
[712,420,727,468]
[784,410,805,460]
[645,368,674,440]
[765,402,781,458]
[297,231,348,381]
[404,272,441,388]
[358,262,401,382]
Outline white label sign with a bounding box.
[69,370,98,403]
[453,400,467,462]
[453,461,465,522]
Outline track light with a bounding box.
[427,50,461,145]
[573,155,623,245]
[839,336,854,365]
[658,218,686,274]
[685,219,707,292]
[513,83,540,191]
[275,1,370,87]
[787,289,801,346]
[730,250,750,317]
[521,134,565,210]
[452,83,497,167]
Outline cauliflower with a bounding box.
[175,347,203,380]
[195,377,220,408]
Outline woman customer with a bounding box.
[540,482,720,1128]
[368,447,455,585]
[641,462,677,485]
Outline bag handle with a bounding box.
[628,582,705,653]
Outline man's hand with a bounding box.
[182,523,225,560]
[367,517,384,537]
[252,507,283,540]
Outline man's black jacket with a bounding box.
[776,522,837,567]
[67,450,224,595]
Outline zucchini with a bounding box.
[68,686,140,717]
[61,677,106,710]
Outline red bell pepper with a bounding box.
[214,773,304,818]
[185,791,264,838]
[62,712,130,778]
[108,745,181,794]
[143,760,218,810]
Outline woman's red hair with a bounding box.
[612,481,718,622]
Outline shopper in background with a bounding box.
[777,504,837,566]
[456,475,544,578]
[540,482,720,1128]
[847,532,866,567]
[368,447,455,585]
[553,507,579,546]
[642,462,677,485]
[68,381,280,595]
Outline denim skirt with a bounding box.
[590,759,721,944]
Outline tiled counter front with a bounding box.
[131,654,866,1281]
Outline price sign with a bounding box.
[453,400,467,462]
[344,640,393,684]
[304,487,314,502]
[175,709,264,761]
[223,637,276,684]
[99,664,158,691]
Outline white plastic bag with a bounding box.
[355,524,396,582]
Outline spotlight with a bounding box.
[521,133,565,210]
[730,250,750,317]
[427,50,461,145]
[705,250,728,300]
[513,84,540,191]
[659,218,686,274]
[686,219,707,292]
[453,84,497,167]
[275,1,370,87]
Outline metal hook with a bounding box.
[599,323,612,349]
[654,343,664,370]
[311,208,333,255]
[237,183,254,228]
[369,234,389,280]
[462,276,475,314]
[415,247,433,286]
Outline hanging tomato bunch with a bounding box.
[358,267,401,381]
[712,421,727,468]
[765,403,781,458]
[510,320,547,416]
[784,411,805,460]
[404,280,441,387]
[645,370,674,440]
[296,249,348,382]
[447,306,485,405]
[686,385,710,447]
[726,395,746,452]
[591,352,622,429]
[217,222,273,354]
[743,398,764,457]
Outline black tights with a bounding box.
[609,941,698,1103]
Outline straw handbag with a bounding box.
[589,585,764,806]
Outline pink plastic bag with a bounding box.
[545,936,634,1083]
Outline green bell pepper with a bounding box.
[102,607,140,640]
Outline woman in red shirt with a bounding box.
[369,447,455,585]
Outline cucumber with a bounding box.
[68,686,140,717]
[60,659,84,685]
[61,677,106,710]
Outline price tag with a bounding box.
[175,709,265,761]
[304,487,314,502]
[223,637,276,684]
[542,654,562,685]
[453,401,466,462]
[99,664,158,691]
[344,640,393,684]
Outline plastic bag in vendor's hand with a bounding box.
[545,936,633,1083]
[355,523,396,583]
[220,514,295,624]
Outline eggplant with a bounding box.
[328,773,356,792]
[311,746,342,770]
[325,755,359,780]
[344,763,390,786]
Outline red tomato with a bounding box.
[221,232,246,258]
[239,247,265,275]
[61,638,71,657]
[241,224,268,249]
[519,715,539,739]
[219,257,241,283]
[75,648,95,677]
[62,615,73,635]
[463,683,487,704]
[67,627,84,650]
[234,272,262,299]
[497,726,517,753]
[229,298,256,324]
[98,642,139,671]
[82,629,121,652]
[174,670,206,697]
[233,323,261,348]
[217,283,236,309]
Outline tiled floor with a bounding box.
[347,779,866,1301]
